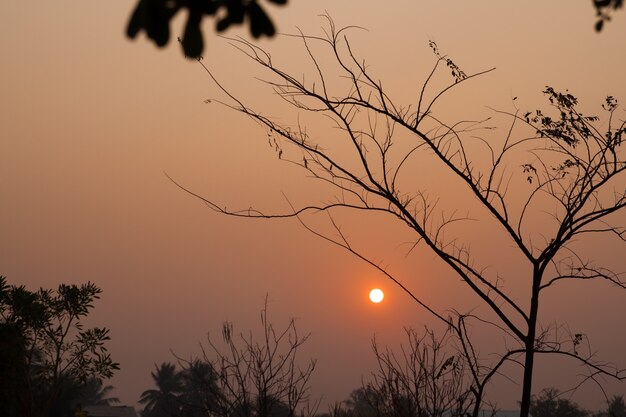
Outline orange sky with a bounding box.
[1,0,625,411]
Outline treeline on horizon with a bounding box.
[138,359,626,417]
[1,277,625,417]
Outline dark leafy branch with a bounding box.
[126,0,287,58]
[125,1,622,59]
[594,0,624,31]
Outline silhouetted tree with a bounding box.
[75,377,120,406]
[530,388,588,417]
[139,360,226,417]
[42,374,88,417]
[608,396,626,417]
[0,276,119,417]
[140,362,184,417]
[321,330,474,417]
[179,299,317,417]
[365,328,474,417]
[39,375,119,417]
[596,396,626,417]
[343,387,382,417]
[178,359,221,417]
[172,16,626,417]
[0,320,27,417]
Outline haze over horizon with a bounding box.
[1,1,625,412]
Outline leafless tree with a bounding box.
[365,328,476,417]
[178,299,317,417]
[170,16,626,417]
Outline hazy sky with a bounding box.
[1,0,625,411]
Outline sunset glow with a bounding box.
[369,288,384,303]
[2,1,626,411]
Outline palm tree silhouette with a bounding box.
[139,362,183,417]
[77,377,120,406]
[179,360,221,417]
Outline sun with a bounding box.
[369,288,384,303]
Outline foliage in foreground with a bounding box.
[126,0,287,58]
[0,276,119,417]
[125,0,622,58]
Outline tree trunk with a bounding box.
[519,267,542,417]
[470,387,483,417]
[519,338,536,417]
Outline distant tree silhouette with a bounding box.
[365,328,476,417]
[41,375,119,417]
[530,388,588,417]
[178,359,221,417]
[177,299,317,417]
[74,377,120,406]
[343,387,381,417]
[595,396,626,417]
[140,362,184,417]
[608,396,626,417]
[172,16,626,417]
[314,329,475,417]
[139,360,225,417]
[0,276,119,417]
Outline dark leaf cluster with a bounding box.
[524,87,599,146]
[428,40,467,82]
[522,163,537,183]
[593,0,624,31]
[552,158,579,178]
[126,0,287,58]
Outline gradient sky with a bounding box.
[1,0,625,411]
